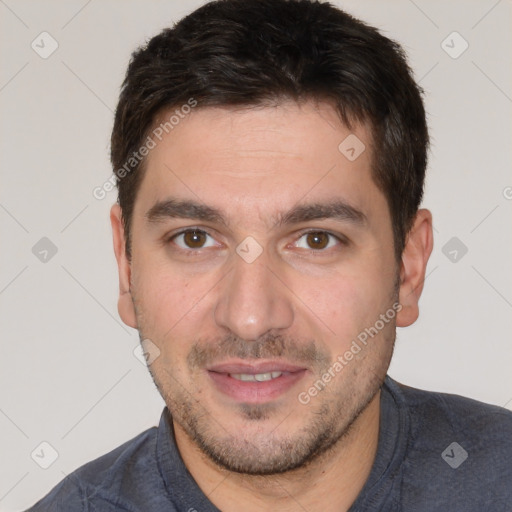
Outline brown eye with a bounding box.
[306,232,330,249]
[173,229,216,250]
[294,231,340,251]
[185,230,206,248]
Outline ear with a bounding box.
[396,209,434,327]
[110,204,137,329]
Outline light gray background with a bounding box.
[1,0,511,510]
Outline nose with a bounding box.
[214,251,294,341]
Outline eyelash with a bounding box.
[168,228,219,252]
[293,229,345,251]
[167,228,346,254]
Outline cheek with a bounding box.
[292,264,394,345]
[132,269,199,384]
[131,256,229,358]
[132,262,198,335]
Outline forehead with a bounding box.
[135,101,386,227]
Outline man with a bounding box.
[27,0,512,510]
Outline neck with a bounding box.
[173,390,381,512]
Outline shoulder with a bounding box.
[25,425,168,512]
[393,377,512,442]
[387,377,512,509]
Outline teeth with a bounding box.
[230,371,283,382]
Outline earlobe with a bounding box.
[396,209,434,328]
[110,204,138,329]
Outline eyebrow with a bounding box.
[277,201,367,227]
[145,198,367,228]
[146,198,228,226]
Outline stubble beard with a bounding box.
[143,329,395,476]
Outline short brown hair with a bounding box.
[111,0,428,261]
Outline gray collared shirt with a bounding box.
[26,376,512,511]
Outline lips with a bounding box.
[206,361,307,403]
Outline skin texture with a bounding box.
[111,100,433,511]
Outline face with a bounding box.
[112,101,417,475]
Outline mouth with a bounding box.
[206,361,308,403]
